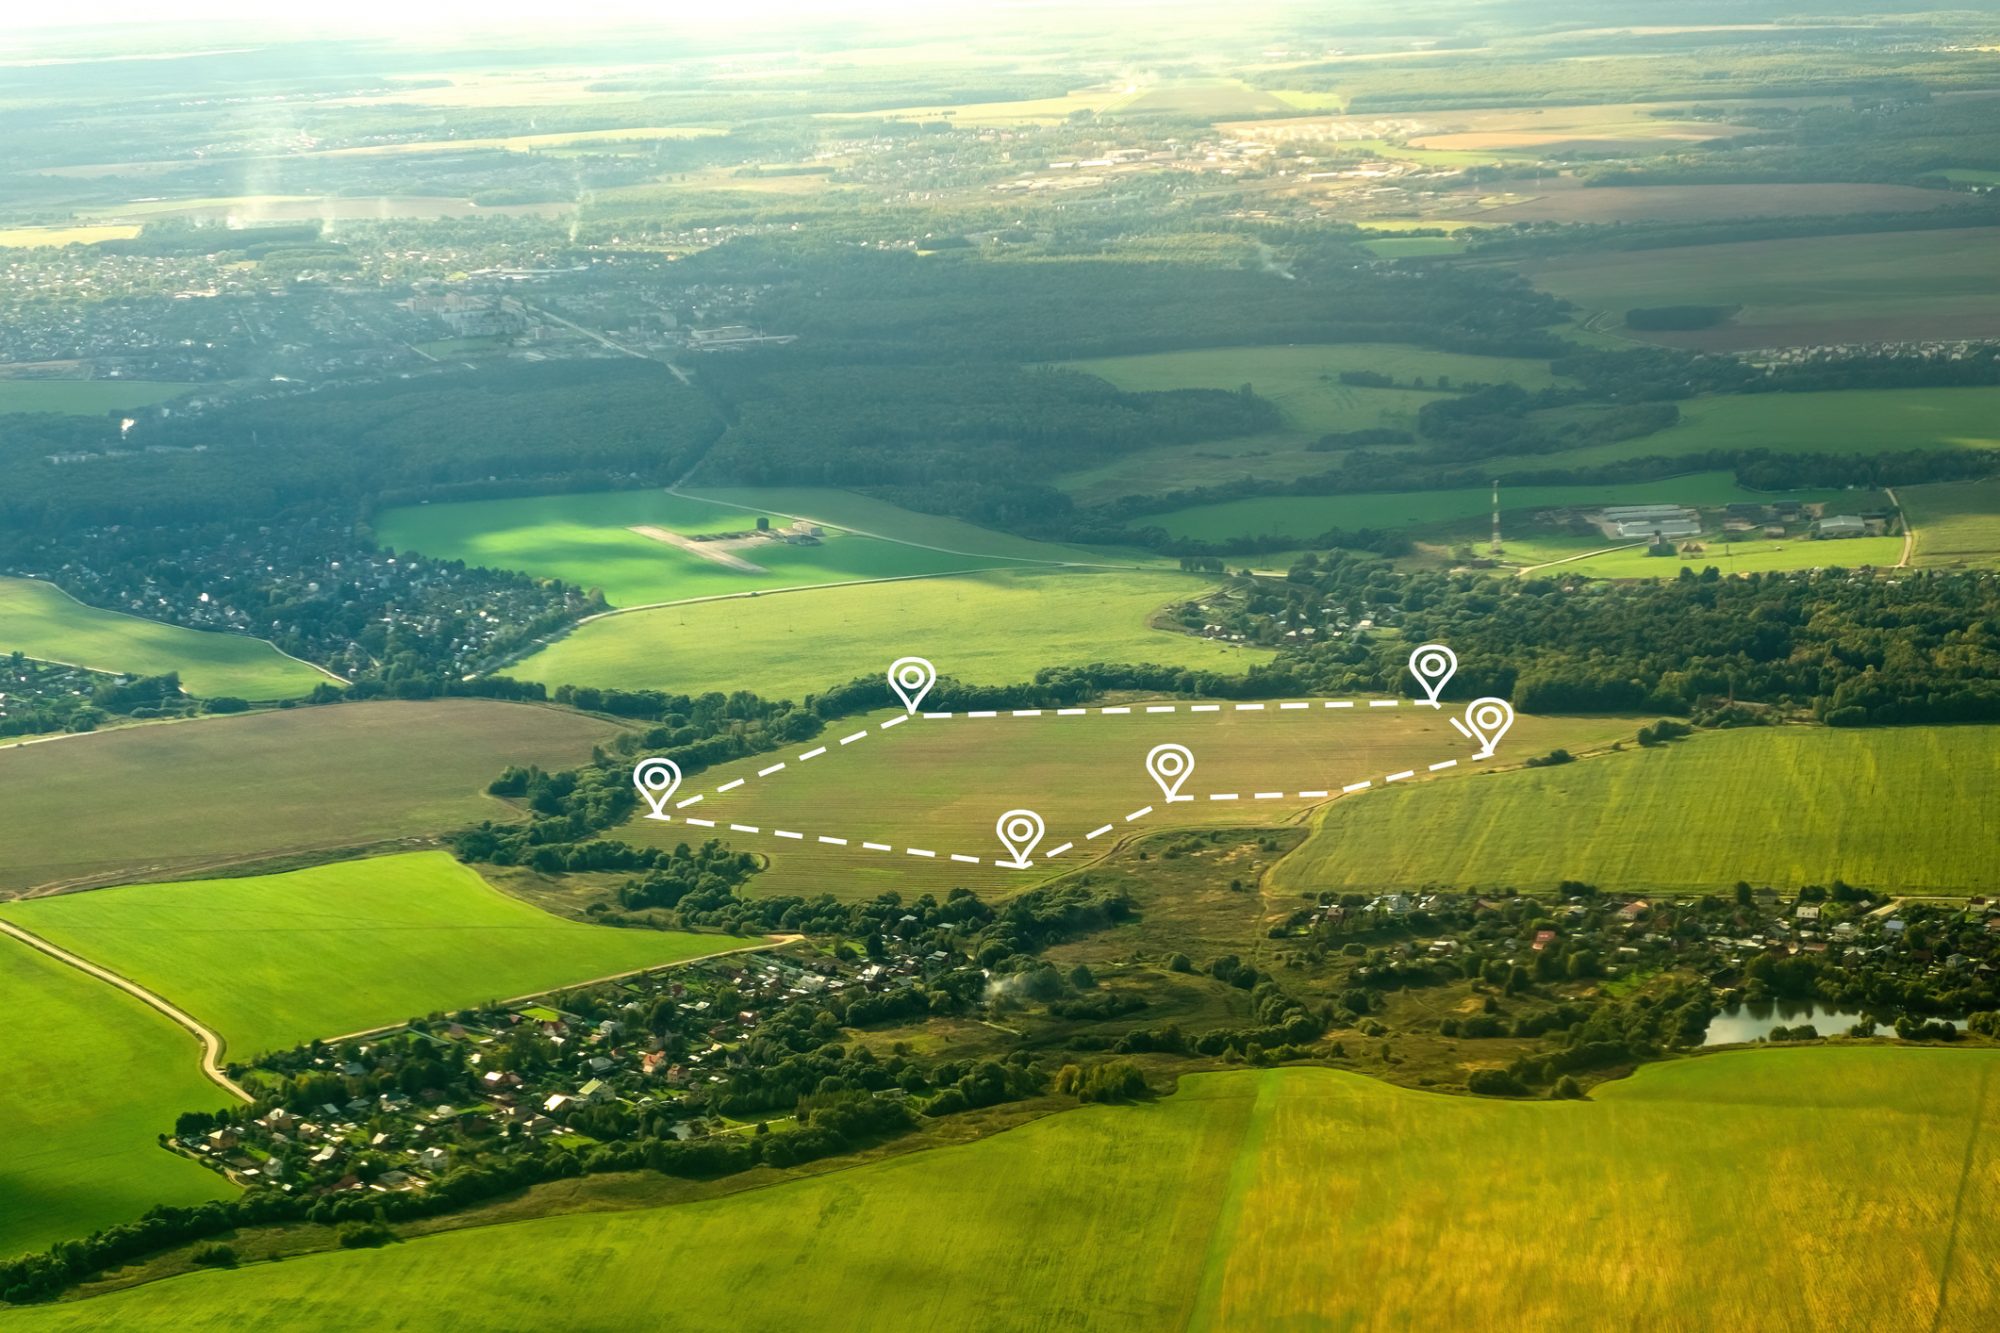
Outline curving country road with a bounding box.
[0,918,250,1102]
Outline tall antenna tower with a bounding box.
[1490,478,1502,557]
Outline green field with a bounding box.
[0,853,734,1059]
[1517,226,2000,348]
[675,487,1146,564]
[0,576,329,700]
[1144,471,1850,542]
[1505,534,1906,578]
[0,380,191,413]
[1066,343,1564,432]
[14,1050,1997,1330]
[373,489,1112,609]
[1358,235,1471,258]
[0,700,625,894]
[1903,478,2000,567]
[510,569,1266,702]
[1500,387,2000,471]
[621,705,1635,900]
[1274,725,2000,896]
[0,935,236,1260]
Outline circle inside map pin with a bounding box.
[995,809,1045,867]
[888,656,937,713]
[632,757,682,820]
[1408,643,1457,705]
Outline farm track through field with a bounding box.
[1887,486,1915,568]
[1929,1063,1993,1332]
[0,918,249,1101]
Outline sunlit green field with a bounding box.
[1902,478,2000,567]
[0,852,733,1060]
[1144,471,1848,541]
[1273,725,2000,896]
[621,705,1634,900]
[1066,342,1564,432]
[0,700,625,893]
[0,936,235,1260]
[510,569,1265,702]
[1498,387,2000,471]
[374,490,1034,608]
[0,576,328,700]
[14,1051,1997,1331]
[0,380,189,412]
[1502,534,1906,578]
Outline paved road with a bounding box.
[0,918,250,1101]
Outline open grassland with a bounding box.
[1502,534,1906,578]
[1274,725,2000,897]
[510,569,1265,702]
[13,1051,1997,1331]
[1902,479,2000,567]
[374,489,1089,609]
[0,701,624,894]
[0,937,235,1260]
[0,576,328,700]
[1057,432,1401,505]
[1067,343,1564,430]
[0,853,732,1060]
[0,380,191,413]
[1502,387,2000,471]
[0,223,141,247]
[1515,227,2000,348]
[674,487,1146,564]
[620,707,1634,901]
[1220,100,1756,154]
[1146,472,1848,541]
[1442,181,1968,225]
[1359,235,1469,258]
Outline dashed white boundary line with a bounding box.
[650,752,1489,868]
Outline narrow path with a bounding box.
[0,918,250,1102]
[1887,486,1915,568]
[1513,540,1647,575]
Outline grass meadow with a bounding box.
[0,852,733,1059]
[0,700,625,893]
[374,490,1037,609]
[1066,343,1564,430]
[11,1051,1997,1331]
[620,706,1635,900]
[0,380,190,413]
[1273,725,2000,897]
[1500,534,1906,578]
[1502,387,2000,471]
[1144,471,1848,542]
[1515,226,2000,348]
[510,569,1264,702]
[0,936,236,1260]
[1903,478,2000,566]
[0,576,329,700]
[674,487,1144,564]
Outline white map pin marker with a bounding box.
[887,656,937,714]
[1146,743,1195,802]
[1408,643,1457,707]
[632,757,682,820]
[995,808,1045,868]
[1451,698,1515,759]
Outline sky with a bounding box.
[6,0,1161,36]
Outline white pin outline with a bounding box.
[632,757,682,821]
[994,808,1046,868]
[1408,643,1457,708]
[887,656,937,714]
[1145,743,1195,802]
[1450,697,1515,759]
